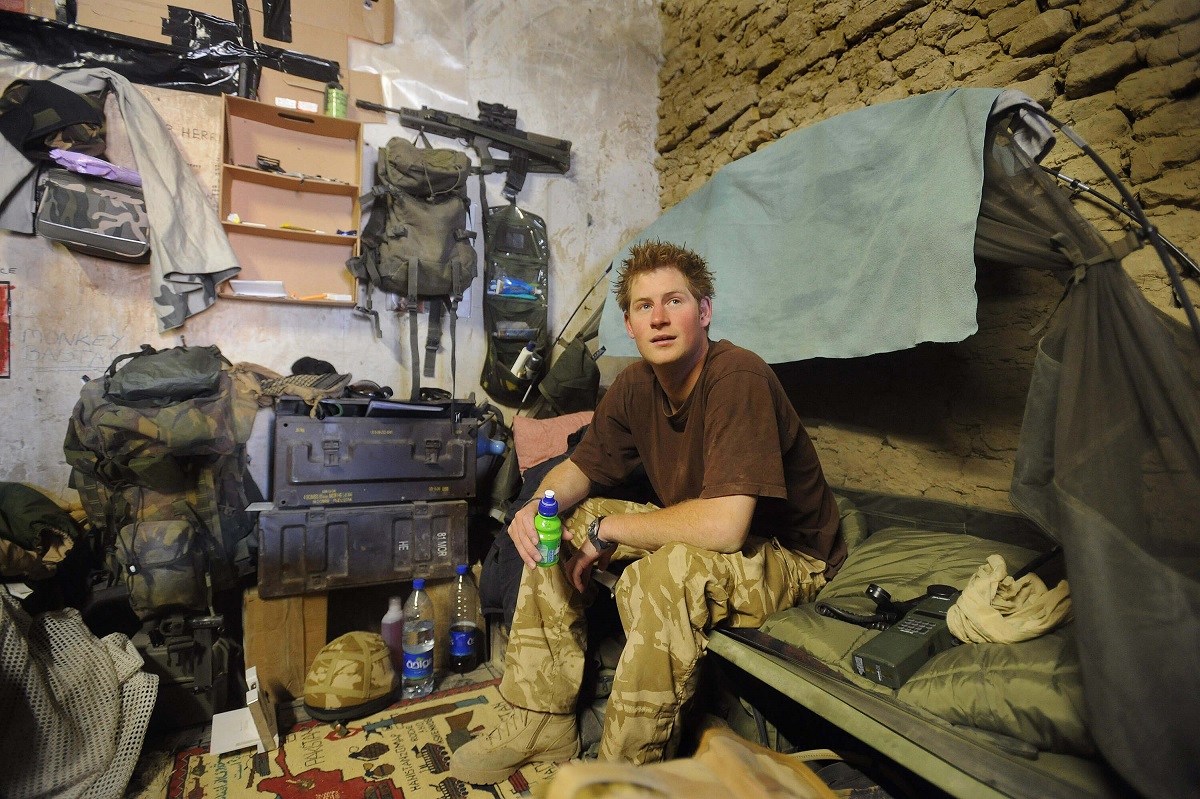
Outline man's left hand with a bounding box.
[565,539,614,593]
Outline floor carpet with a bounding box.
[167,679,561,798]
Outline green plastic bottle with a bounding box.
[535,490,562,567]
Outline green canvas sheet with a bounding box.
[599,88,1003,363]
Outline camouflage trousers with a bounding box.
[499,497,828,765]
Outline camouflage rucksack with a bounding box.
[0,79,106,159]
[63,344,257,620]
[346,136,478,399]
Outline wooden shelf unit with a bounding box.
[219,95,364,305]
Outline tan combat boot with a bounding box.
[450,705,580,784]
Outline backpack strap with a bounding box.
[408,256,422,401]
[424,298,444,380]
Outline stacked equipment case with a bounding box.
[257,397,478,598]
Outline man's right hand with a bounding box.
[508,500,541,569]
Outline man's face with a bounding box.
[623,266,712,369]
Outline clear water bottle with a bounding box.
[401,578,436,699]
[380,595,404,673]
[449,564,479,673]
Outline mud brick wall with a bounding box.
[656,0,1199,509]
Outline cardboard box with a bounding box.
[247,0,393,45]
[256,67,385,122]
[252,15,348,71]
[0,0,56,17]
[74,0,376,63]
[76,0,171,44]
[242,587,328,703]
[75,0,233,44]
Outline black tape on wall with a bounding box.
[0,13,337,95]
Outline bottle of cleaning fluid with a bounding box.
[401,578,435,699]
[449,564,479,673]
[535,490,562,567]
[380,595,405,673]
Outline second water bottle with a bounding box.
[401,578,435,699]
[450,564,479,673]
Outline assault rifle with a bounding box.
[356,99,572,201]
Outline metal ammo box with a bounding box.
[258,397,478,598]
[257,500,468,598]
[270,397,478,508]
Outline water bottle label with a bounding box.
[537,541,559,565]
[450,628,476,657]
[402,651,433,680]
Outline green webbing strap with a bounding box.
[74,473,109,534]
[194,465,222,554]
[408,257,421,401]
[424,297,444,379]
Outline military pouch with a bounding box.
[115,519,209,620]
[35,167,150,263]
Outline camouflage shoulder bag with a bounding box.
[35,167,150,263]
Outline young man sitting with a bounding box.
[451,240,845,783]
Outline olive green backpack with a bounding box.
[346,135,478,399]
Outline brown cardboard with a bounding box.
[242,588,328,703]
[219,95,363,305]
[255,68,384,123]
[247,0,393,45]
[251,14,349,71]
[348,70,386,123]
[345,0,393,45]
[0,0,56,17]
[255,69,327,115]
[75,0,171,44]
[75,0,233,43]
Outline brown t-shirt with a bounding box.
[571,339,845,571]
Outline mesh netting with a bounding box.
[0,591,158,799]
[983,116,1200,799]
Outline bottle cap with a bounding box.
[413,578,425,589]
[538,489,559,517]
[456,564,468,575]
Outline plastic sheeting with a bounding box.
[0,12,337,96]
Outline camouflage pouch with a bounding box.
[35,167,150,263]
[115,519,209,620]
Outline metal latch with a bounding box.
[322,440,340,467]
[423,438,441,465]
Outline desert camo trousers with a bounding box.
[499,497,828,765]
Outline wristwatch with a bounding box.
[587,516,615,554]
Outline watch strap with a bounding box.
[588,515,614,553]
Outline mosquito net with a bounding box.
[985,114,1200,799]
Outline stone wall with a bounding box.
[656,0,1199,509]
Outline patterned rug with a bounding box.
[168,680,560,798]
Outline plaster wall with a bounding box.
[0,0,663,505]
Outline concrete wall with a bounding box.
[0,0,663,505]
[655,0,1199,510]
